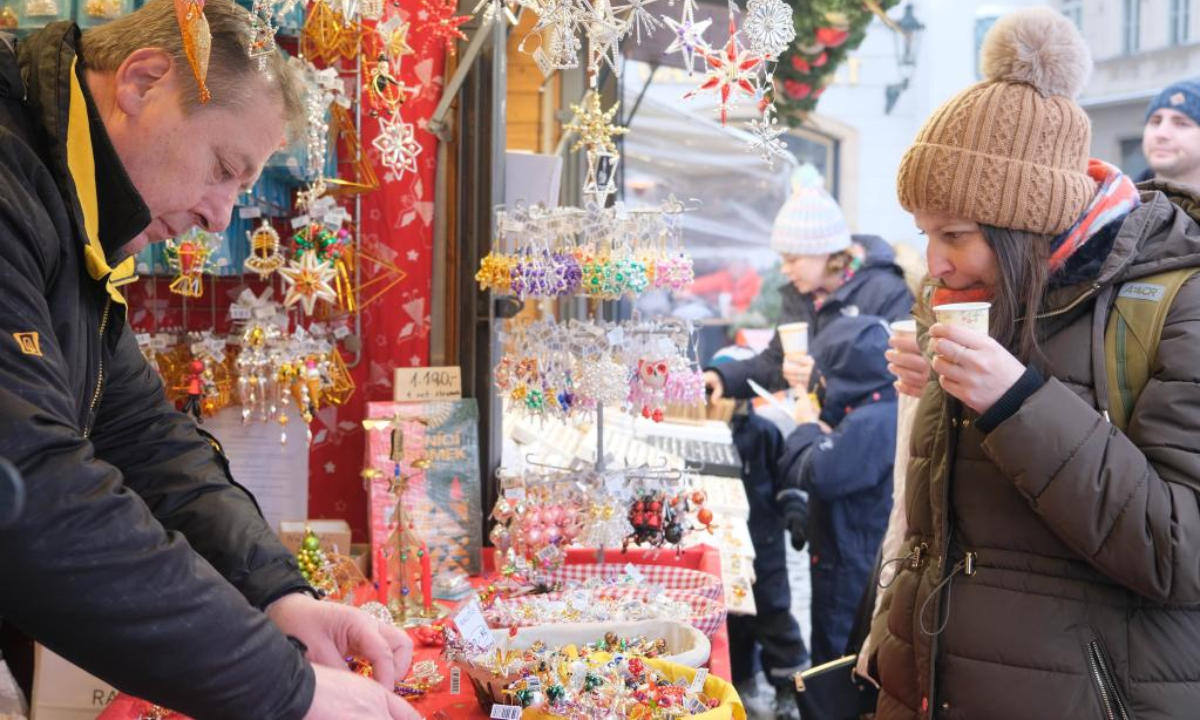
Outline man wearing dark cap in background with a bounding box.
[1142,78,1200,189]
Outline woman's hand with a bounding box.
[782,354,814,390]
[928,323,1026,414]
[886,334,930,398]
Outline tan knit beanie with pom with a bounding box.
[897,7,1095,236]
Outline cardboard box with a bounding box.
[278,519,353,556]
[31,645,116,720]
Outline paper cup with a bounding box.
[778,322,808,357]
[890,319,917,340]
[933,302,990,334]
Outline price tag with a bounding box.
[333,325,351,339]
[150,336,169,350]
[135,333,152,346]
[393,366,463,402]
[490,705,522,720]
[230,304,252,320]
[291,214,311,229]
[454,599,496,654]
[624,563,645,584]
[450,666,461,695]
[685,697,706,713]
[238,206,262,219]
[504,487,526,501]
[253,304,276,319]
[688,668,708,693]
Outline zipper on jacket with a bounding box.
[1035,283,1102,321]
[82,297,112,439]
[1087,639,1131,720]
[926,401,963,717]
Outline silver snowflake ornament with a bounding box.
[373,113,422,179]
[745,112,788,167]
[743,0,795,59]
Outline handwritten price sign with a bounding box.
[393,366,462,402]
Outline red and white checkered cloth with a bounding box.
[549,563,724,601]
[492,588,727,638]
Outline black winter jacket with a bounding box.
[0,24,315,719]
[711,235,912,398]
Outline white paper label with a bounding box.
[689,668,708,693]
[450,666,461,695]
[504,487,526,501]
[230,304,252,320]
[238,206,262,219]
[490,705,521,720]
[291,214,311,229]
[333,325,352,339]
[135,333,152,346]
[454,599,496,654]
[624,563,645,584]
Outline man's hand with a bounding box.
[782,354,814,391]
[267,593,413,688]
[886,333,931,398]
[304,665,421,720]
[703,370,725,402]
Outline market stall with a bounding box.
[0,0,890,712]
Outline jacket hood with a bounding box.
[812,315,896,425]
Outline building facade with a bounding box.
[1053,0,1200,176]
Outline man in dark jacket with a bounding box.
[706,234,912,401]
[776,316,895,666]
[0,2,415,718]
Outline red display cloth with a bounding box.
[97,546,730,719]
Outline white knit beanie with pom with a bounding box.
[897,7,1095,236]
[770,164,852,256]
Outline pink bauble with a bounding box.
[545,505,563,525]
[526,526,544,545]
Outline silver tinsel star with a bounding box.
[373,113,422,179]
[746,112,788,167]
[662,12,712,75]
[616,0,661,44]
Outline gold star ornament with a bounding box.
[279,251,339,316]
[564,91,629,159]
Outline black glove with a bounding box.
[787,514,807,552]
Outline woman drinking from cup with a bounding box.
[868,8,1200,719]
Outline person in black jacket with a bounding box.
[776,316,895,667]
[704,169,912,404]
[0,2,415,718]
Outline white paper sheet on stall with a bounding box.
[202,405,309,534]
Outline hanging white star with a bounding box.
[373,113,422,179]
[662,13,712,75]
[746,111,788,167]
[279,252,339,316]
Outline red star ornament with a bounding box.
[419,0,470,56]
[685,16,763,126]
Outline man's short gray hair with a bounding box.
[79,0,304,141]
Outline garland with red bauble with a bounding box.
[772,0,899,123]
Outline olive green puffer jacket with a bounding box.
[872,186,1200,720]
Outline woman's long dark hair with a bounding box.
[980,225,1053,362]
